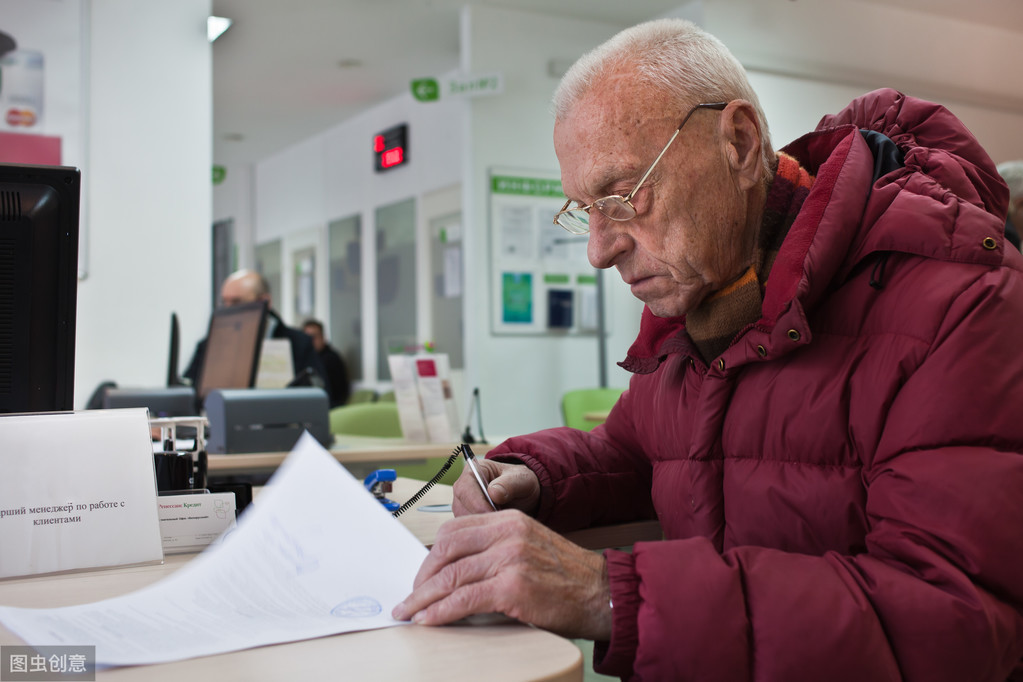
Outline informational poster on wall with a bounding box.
[489,167,602,335]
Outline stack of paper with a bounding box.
[388,353,461,442]
[0,433,429,668]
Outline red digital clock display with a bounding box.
[373,124,408,172]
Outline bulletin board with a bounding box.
[488,167,602,336]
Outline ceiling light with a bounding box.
[208,16,232,43]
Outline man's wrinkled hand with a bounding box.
[452,459,540,516]
[391,510,612,641]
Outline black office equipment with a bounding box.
[461,387,487,444]
[204,387,331,454]
[167,311,184,387]
[194,301,268,406]
[103,386,197,418]
[0,163,81,413]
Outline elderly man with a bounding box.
[183,269,329,392]
[394,19,1023,681]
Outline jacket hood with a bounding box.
[622,88,1010,373]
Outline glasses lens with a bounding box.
[593,196,636,221]
[557,210,590,235]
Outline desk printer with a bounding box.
[205,388,331,453]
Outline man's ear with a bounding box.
[720,100,763,191]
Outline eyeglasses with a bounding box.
[553,101,728,235]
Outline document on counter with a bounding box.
[0,433,429,667]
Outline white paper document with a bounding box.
[0,433,429,667]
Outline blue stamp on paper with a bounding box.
[331,597,382,618]
[1,646,95,681]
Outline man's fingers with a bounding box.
[411,512,509,588]
[451,460,539,515]
[483,463,540,513]
[393,545,497,621]
[410,577,506,626]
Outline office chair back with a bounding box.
[561,387,625,432]
[347,388,378,404]
[329,401,403,437]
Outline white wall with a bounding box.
[74,0,212,407]
[212,162,254,270]
[243,80,467,385]
[460,5,641,437]
[699,0,1023,162]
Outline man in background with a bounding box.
[998,160,1023,251]
[302,318,351,407]
[183,269,329,393]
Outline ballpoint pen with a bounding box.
[460,443,498,511]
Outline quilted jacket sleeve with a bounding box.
[487,390,657,532]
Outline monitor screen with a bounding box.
[195,301,268,405]
[0,163,81,413]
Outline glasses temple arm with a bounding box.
[624,103,726,203]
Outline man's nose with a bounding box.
[587,213,631,270]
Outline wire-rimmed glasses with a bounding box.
[553,101,728,235]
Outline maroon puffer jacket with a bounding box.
[490,89,1023,681]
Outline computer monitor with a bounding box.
[0,163,81,413]
[195,300,268,406]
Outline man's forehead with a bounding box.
[568,83,677,131]
[555,89,681,196]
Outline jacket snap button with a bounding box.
[787,329,801,342]
[757,345,767,357]
[717,358,725,371]
[982,237,997,250]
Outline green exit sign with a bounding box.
[411,73,503,103]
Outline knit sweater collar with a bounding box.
[622,152,815,372]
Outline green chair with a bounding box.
[347,388,378,404]
[329,401,461,482]
[561,387,625,432]
[329,402,403,437]
[396,453,465,484]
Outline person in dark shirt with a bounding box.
[183,269,329,393]
[302,318,351,408]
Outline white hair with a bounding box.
[998,160,1023,201]
[553,18,773,167]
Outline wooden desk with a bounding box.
[0,477,582,682]
[207,438,494,477]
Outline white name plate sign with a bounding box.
[158,491,237,554]
[0,408,164,579]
